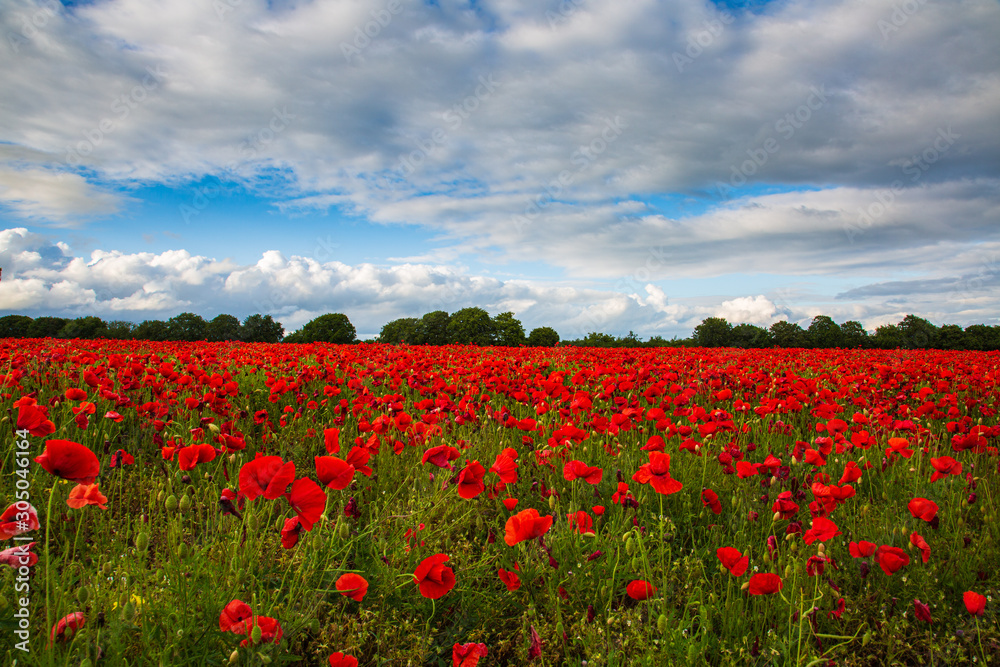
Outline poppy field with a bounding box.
[2,339,999,666]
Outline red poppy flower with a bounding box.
[239,455,295,501]
[566,510,595,535]
[315,456,356,490]
[422,444,461,469]
[67,483,108,510]
[0,503,39,540]
[848,541,877,558]
[453,642,488,667]
[0,542,38,568]
[929,456,962,482]
[771,491,799,520]
[110,449,134,468]
[502,498,518,511]
[178,444,217,471]
[747,573,783,595]
[716,547,749,576]
[328,653,358,667]
[964,591,986,617]
[626,580,657,600]
[318,427,339,455]
[456,460,487,500]
[504,508,553,546]
[736,460,760,479]
[875,545,909,575]
[632,451,683,495]
[498,567,521,591]
[65,387,88,401]
[489,448,519,484]
[336,573,369,602]
[15,397,55,437]
[49,611,85,645]
[285,477,326,531]
[839,461,862,485]
[828,597,845,620]
[612,482,634,505]
[909,532,931,563]
[35,439,100,484]
[907,498,938,522]
[563,460,603,485]
[219,599,253,632]
[803,517,841,545]
[413,553,455,599]
[701,489,722,515]
[281,517,303,549]
[913,599,933,623]
[238,615,283,646]
[886,437,913,459]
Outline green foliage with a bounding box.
[526,326,560,347]
[27,316,69,338]
[446,307,495,345]
[692,317,732,347]
[935,324,966,350]
[898,314,938,350]
[413,311,450,346]
[840,320,870,349]
[286,313,357,344]
[206,314,242,342]
[0,314,34,337]
[166,312,208,341]
[872,323,904,349]
[242,314,284,343]
[104,320,137,340]
[133,319,169,341]
[491,311,525,347]
[730,323,772,348]
[380,317,420,344]
[806,315,843,349]
[769,320,807,348]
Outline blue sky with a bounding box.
[1,0,998,339]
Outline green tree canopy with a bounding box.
[286,313,357,344]
[166,312,208,341]
[446,307,495,345]
[898,314,938,350]
[207,314,242,342]
[105,320,136,340]
[412,311,450,346]
[731,323,772,348]
[57,316,108,340]
[379,318,419,345]
[806,315,843,349]
[27,316,69,338]
[871,324,904,349]
[242,314,284,343]
[527,326,560,347]
[0,315,33,338]
[935,324,966,350]
[134,319,169,341]
[492,311,525,347]
[692,317,732,347]
[769,320,806,348]
[840,321,870,349]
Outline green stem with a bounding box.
[44,482,57,655]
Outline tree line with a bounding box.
[1,309,999,351]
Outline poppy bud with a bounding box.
[657,614,667,634]
[548,495,555,510]
[122,600,136,621]
[177,542,188,559]
[251,624,263,644]
[178,494,191,514]
[80,660,93,667]
[229,650,240,664]
[165,494,178,512]
[338,522,350,540]
[248,514,260,532]
[625,537,635,556]
[77,586,90,604]
[135,532,149,552]
[258,654,271,664]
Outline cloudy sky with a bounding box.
[1,0,998,339]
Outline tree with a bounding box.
[871,324,904,349]
[963,324,1000,351]
[935,324,966,350]
[527,326,560,347]
[57,316,108,339]
[769,320,806,348]
[446,307,495,345]
[806,316,843,349]
[840,321,870,349]
[166,312,208,341]
[412,311,450,346]
[104,320,136,340]
[0,315,33,338]
[242,314,284,343]
[134,319,169,341]
[286,313,356,344]
[731,323,772,348]
[492,312,525,347]
[207,314,242,342]
[380,318,419,344]
[27,317,69,338]
[897,314,938,350]
[692,317,732,347]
